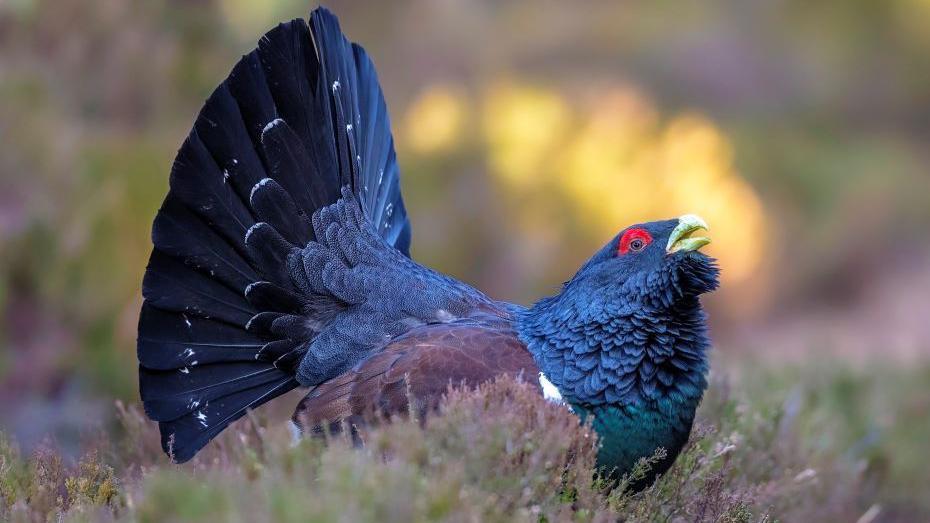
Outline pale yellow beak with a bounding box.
[666,214,711,253]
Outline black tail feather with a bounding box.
[248,178,311,246]
[137,304,266,370]
[193,83,267,203]
[310,9,411,253]
[138,7,412,462]
[244,281,303,313]
[158,374,298,463]
[142,251,257,326]
[140,364,288,422]
[169,132,256,251]
[152,197,258,292]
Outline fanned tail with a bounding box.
[137,7,409,462]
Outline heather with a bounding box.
[2,363,926,522]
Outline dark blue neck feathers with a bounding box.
[516,260,713,410]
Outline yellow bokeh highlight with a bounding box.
[482,82,570,187]
[403,86,467,155]
[482,82,767,285]
[559,89,663,223]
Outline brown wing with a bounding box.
[292,322,540,433]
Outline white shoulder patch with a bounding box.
[287,420,303,446]
[538,372,564,404]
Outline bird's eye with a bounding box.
[618,228,653,255]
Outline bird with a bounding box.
[137,6,719,488]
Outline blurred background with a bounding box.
[1,0,929,493]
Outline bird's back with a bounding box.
[293,314,539,436]
[286,191,510,385]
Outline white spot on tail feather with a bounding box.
[250,178,273,203]
[244,223,263,244]
[262,118,283,133]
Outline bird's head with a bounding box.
[567,215,720,309]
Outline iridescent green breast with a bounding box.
[573,396,700,488]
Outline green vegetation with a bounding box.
[2,364,927,522]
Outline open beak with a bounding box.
[666,214,711,253]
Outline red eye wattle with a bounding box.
[618,228,653,255]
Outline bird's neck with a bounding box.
[516,287,711,410]
[517,288,711,481]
